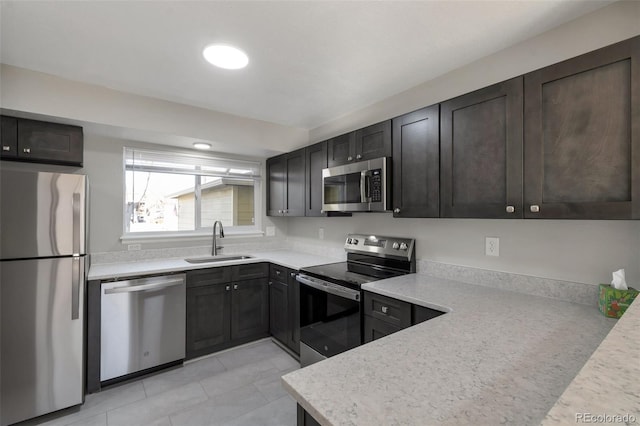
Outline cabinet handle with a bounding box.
[276,270,281,275]
[234,284,238,290]
[225,285,230,291]
[278,210,283,214]
[268,281,272,286]
[284,209,288,214]
[530,205,540,213]
[393,208,400,214]
[506,205,515,213]
[23,148,31,154]
[347,156,353,161]
[2,146,10,151]
[290,272,296,277]
[356,154,362,160]
[381,306,388,314]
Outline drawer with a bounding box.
[186,267,232,288]
[363,314,402,343]
[270,263,291,281]
[232,262,268,281]
[363,291,411,328]
[414,305,445,324]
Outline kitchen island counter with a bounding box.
[283,274,618,425]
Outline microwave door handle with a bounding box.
[360,171,371,202]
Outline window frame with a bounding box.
[121,147,263,242]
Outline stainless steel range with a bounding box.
[296,234,416,367]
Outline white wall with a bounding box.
[288,1,640,286]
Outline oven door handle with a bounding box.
[296,274,360,301]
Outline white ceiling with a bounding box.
[1,1,613,131]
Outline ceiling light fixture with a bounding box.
[193,142,211,150]
[202,44,249,70]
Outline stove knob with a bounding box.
[392,242,400,250]
[399,242,408,251]
[352,238,359,244]
[347,238,352,244]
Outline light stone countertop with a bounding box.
[542,296,640,424]
[88,249,342,281]
[282,274,617,426]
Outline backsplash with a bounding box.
[418,259,599,306]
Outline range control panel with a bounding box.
[344,233,415,260]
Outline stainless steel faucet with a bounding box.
[212,221,224,256]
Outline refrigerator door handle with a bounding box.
[72,193,81,255]
[72,256,80,320]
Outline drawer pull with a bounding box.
[225,285,230,291]
[234,284,238,290]
[2,145,10,151]
[381,306,388,314]
[23,148,31,154]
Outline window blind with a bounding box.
[124,147,261,179]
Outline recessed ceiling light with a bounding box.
[202,44,249,70]
[193,142,211,150]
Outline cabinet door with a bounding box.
[285,148,306,216]
[355,119,392,161]
[267,154,286,216]
[392,106,440,217]
[269,278,289,345]
[231,278,269,341]
[327,132,356,167]
[305,141,327,216]
[17,119,83,166]
[363,315,402,343]
[186,283,230,359]
[0,116,18,159]
[287,270,300,354]
[440,77,524,218]
[524,36,640,219]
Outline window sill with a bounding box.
[121,229,265,244]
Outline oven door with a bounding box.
[297,274,361,367]
[322,157,388,212]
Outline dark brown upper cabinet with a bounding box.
[0,116,18,159]
[392,105,440,218]
[327,120,391,167]
[0,117,84,166]
[305,141,327,216]
[524,36,640,219]
[440,77,524,218]
[267,148,306,217]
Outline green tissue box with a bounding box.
[598,284,639,318]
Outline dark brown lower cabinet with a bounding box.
[297,405,322,426]
[363,291,445,344]
[186,266,269,360]
[269,264,300,354]
[269,278,289,345]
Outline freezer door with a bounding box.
[0,257,85,426]
[0,169,86,259]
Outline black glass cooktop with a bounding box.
[300,261,408,288]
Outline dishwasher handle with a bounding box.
[104,278,184,294]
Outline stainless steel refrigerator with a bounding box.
[1,169,86,426]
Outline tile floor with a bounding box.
[20,339,299,426]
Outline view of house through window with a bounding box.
[124,148,260,234]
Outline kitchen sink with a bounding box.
[184,255,254,264]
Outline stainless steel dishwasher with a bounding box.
[100,274,186,382]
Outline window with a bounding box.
[124,147,261,237]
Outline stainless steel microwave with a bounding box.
[322,157,390,212]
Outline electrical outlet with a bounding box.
[128,244,141,251]
[485,237,499,257]
[266,226,275,237]
[318,228,325,240]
